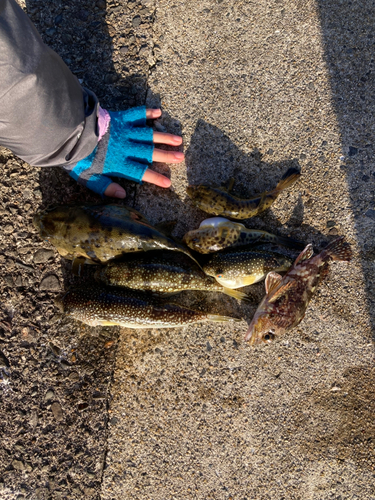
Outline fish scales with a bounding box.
[245,236,353,345]
[183,217,305,253]
[34,204,193,264]
[203,247,292,289]
[61,286,241,328]
[186,168,301,220]
[97,251,250,301]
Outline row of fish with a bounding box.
[34,170,352,345]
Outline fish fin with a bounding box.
[237,275,262,287]
[318,262,330,283]
[207,314,242,323]
[155,219,178,236]
[275,167,301,192]
[268,280,298,303]
[99,321,119,326]
[294,244,314,265]
[322,236,352,262]
[71,257,87,277]
[222,287,251,302]
[265,272,283,294]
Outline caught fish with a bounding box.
[183,217,305,254]
[245,236,352,345]
[203,247,292,289]
[60,286,241,329]
[186,168,301,219]
[96,250,249,301]
[34,204,193,264]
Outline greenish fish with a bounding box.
[183,217,305,254]
[203,247,293,289]
[186,168,301,219]
[96,250,249,301]
[33,204,193,264]
[60,286,242,329]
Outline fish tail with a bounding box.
[274,168,301,193]
[222,287,251,302]
[322,236,352,262]
[207,314,242,323]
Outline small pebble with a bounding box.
[44,389,55,402]
[132,15,141,27]
[33,249,54,264]
[39,275,60,291]
[51,402,63,421]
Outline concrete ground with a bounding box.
[0,0,374,499]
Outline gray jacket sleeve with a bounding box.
[0,0,99,167]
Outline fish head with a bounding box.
[33,206,74,239]
[245,312,280,345]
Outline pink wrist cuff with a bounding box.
[98,106,111,141]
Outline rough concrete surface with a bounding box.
[0,0,374,499]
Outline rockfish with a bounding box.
[245,237,352,345]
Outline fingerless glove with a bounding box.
[65,106,154,195]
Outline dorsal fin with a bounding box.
[268,280,298,303]
[265,272,283,294]
[294,244,314,265]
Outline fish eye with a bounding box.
[217,274,223,279]
[264,331,275,341]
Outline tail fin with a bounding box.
[222,287,252,302]
[322,236,352,262]
[275,168,301,193]
[207,314,242,323]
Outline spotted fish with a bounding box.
[245,236,352,345]
[60,286,242,328]
[33,204,193,264]
[96,250,249,301]
[183,217,305,254]
[186,168,301,219]
[203,247,292,289]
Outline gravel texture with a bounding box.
[1,0,374,499]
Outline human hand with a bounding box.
[104,108,184,198]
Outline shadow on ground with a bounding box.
[317,0,375,341]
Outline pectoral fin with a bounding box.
[72,257,87,277]
[268,280,298,303]
[265,272,283,294]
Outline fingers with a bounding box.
[142,168,171,188]
[104,182,126,198]
[153,148,184,163]
[146,108,162,119]
[153,131,182,146]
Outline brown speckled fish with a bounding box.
[60,286,242,329]
[33,204,193,264]
[186,168,301,220]
[203,247,292,289]
[96,250,249,301]
[245,237,352,345]
[183,217,305,254]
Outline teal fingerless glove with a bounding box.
[67,106,154,195]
